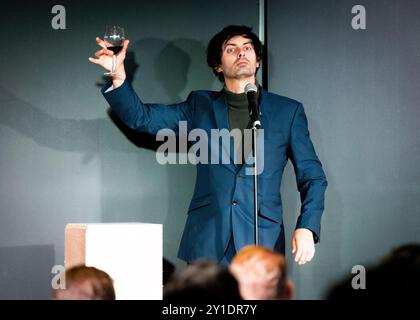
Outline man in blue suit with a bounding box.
[89,25,327,265]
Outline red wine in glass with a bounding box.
[103,25,125,75]
[108,45,123,54]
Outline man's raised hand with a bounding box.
[89,37,129,86]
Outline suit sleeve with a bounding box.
[101,81,194,134]
[288,103,328,243]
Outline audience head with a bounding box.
[163,260,242,301]
[53,265,115,300]
[230,245,293,300]
[327,243,420,299]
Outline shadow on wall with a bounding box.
[0,37,213,156]
[0,37,215,269]
[0,244,55,299]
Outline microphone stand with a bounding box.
[245,83,261,246]
[251,116,261,246]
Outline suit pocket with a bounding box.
[259,197,282,223]
[188,194,212,213]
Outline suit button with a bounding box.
[232,200,238,206]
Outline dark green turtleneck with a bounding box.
[225,88,259,166]
[225,89,250,133]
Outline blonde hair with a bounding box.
[230,245,287,300]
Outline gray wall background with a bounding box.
[269,0,420,299]
[0,0,419,299]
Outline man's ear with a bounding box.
[215,65,223,73]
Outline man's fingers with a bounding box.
[88,57,101,65]
[122,39,130,52]
[300,245,315,264]
[96,37,107,48]
[298,249,306,264]
[95,47,114,57]
[295,243,316,264]
[308,247,315,262]
[293,229,316,265]
[298,248,308,264]
[305,247,313,263]
[94,49,103,57]
[301,248,310,264]
[295,245,303,262]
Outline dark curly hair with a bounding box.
[207,25,263,82]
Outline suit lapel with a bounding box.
[259,87,268,131]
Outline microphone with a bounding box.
[244,83,261,129]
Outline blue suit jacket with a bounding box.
[103,82,327,262]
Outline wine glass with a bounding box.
[103,25,125,75]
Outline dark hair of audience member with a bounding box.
[327,243,420,299]
[163,260,242,301]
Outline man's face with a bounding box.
[215,35,260,81]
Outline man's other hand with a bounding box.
[292,228,315,265]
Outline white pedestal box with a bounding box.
[64,223,163,300]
